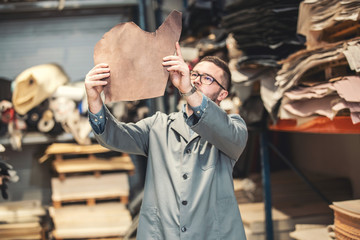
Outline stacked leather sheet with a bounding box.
[330,199,360,240]
[220,0,305,124]
[274,38,360,125]
[223,0,304,65]
[297,0,360,50]
[267,0,360,126]
[225,0,360,126]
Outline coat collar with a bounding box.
[169,111,199,143]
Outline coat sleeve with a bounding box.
[93,105,158,156]
[191,98,248,160]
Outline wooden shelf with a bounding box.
[269,116,360,134]
[0,132,95,146]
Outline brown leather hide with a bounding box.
[94,10,182,103]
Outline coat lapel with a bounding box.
[170,112,200,143]
[170,112,190,142]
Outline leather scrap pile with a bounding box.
[219,0,305,124]
[330,199,360,240]
[272,0,360,126]
[223,0,304,66]
[297,0,360,50]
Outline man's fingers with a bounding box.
[89,67,110,77]
[163,55,181,61]
[86,71,110,81]
[95,63,109,68]
[166,65,184,72]
[162,60,180,67]
[175,42,182,58]
[86,80,108,88]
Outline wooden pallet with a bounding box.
[49,203,132,240]
[39,143,111,163]
[53,154,135,181]
[51,173,129,208]
[0,200,46,240]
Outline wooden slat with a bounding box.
[39,143,110,163]
[0,222,42,236]
[51,173,129,205]
[53,155,135,174]
[0,200,46,222]
[0,222,40,230]
[0,234,42,240]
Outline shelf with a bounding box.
[0,132,95,146]
[268,116,360,134]
[0,0,138,13]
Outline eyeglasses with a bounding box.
[190,71,226,90]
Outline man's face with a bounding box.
[191,61,228,104]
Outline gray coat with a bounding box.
[94,99,248,240]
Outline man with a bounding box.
[85,42,248,240]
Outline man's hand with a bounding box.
[85,63,110,114]
[162,42,193,94]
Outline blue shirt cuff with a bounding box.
[190,93,208,118]
[88,105,106,134]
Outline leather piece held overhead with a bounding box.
[94,10,182,103]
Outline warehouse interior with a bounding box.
[0,0,360,239]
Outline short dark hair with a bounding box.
[198,56,232,91]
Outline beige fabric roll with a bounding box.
[12,64,69,115]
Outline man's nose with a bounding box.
[192,75,202,86]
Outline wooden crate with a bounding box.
[39,143,111,163]
[53,154,135,180]
[51,173,130,208]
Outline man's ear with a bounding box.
[217,90,228,102]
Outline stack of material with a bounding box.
[297,0,360,50]
[236,170,353,240]
[49,202,132,239]
[239,202,332,240]
[269,0,360,127]
[275,38,360,125]
[290,224,333,240]
[223,0,303,65]
[220,0,305,124]
[40,143,134,239]
[0,200,46,240]
[330,199,360,240]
